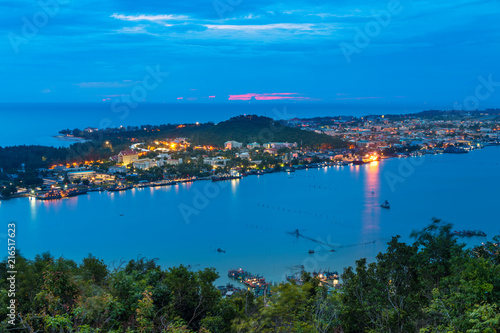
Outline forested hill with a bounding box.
[94,115,347,148]
[188,115,346,147]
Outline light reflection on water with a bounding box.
[1,147,499,284]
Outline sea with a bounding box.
[0,102,424,147]
[1,146,499,284]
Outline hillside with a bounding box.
[99,115,347,148]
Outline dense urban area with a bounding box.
[1,110,499,200]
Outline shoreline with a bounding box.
[2,146,498,286]
[53,135,89,143]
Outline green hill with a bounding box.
[102,115,347,149]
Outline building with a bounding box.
[110,150,139,165]
[247,142,261,149]
[108,166,127,174]
[133,159,158,170]
[264,142,298,149]
[203,157,227,167]
[237,152,250,159]
[164,159,183,166]
[67,170,96,181]
[264,148,278,155]
[225,141,243,150]
[95,173,116,181]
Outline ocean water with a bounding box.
[0,102,422,147]
[1,146,499,284]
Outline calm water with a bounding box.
[1,147,499,283]
[0,102,422,147]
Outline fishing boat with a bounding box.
[228,268,251,281]
[212,175,242,181]
[380,200,390,209]
[308,250,315,254]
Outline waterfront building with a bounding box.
[67,170,96,180]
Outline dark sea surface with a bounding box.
[0,102,423,147]
[1,146,499,284]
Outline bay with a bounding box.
[1,146,499,284]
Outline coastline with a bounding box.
[53,135,89,143]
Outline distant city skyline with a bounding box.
[1,0,499,110]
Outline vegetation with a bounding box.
[0,116,346,171]
[1,220,498,332]
[74,115,347,149]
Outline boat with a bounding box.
[217,248,226,253]
[36,190,62,200]
[284,167,295,172]
[62,188,88,197]
[228,268,251,281]
[107,185,133,192]
[308,250,315,254]
[151,180,177,187]
[212,175,242,182]
[380,200,390,209]
[353,157,366,165]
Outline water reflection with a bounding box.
[362,162,381,234]
[230,179,240,195]
[29,196,37,220]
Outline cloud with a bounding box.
[204,23,315,31]
[111,13,189,22]
[75,81,140,88]
[228,93,314,101]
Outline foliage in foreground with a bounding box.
[1,219,499,332]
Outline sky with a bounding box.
[1,0,500,110]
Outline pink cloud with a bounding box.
[229,93,311,101]
[177,97,184,100]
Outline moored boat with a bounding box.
[36,190,62,200]
[380,200,390,209]
[212,175,242,181]
[107,185,133,192]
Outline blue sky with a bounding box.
[1,0,500,109]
